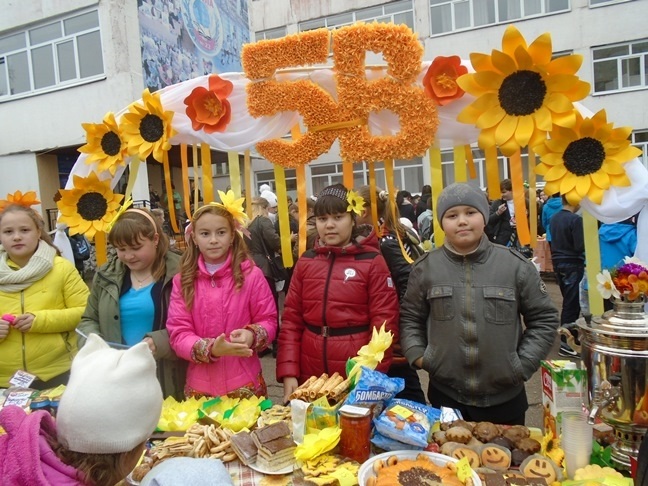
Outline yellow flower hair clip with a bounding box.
[105,197,133,233]
[193,190,249,235]
[346,190,365,215]
[0,190,41,212]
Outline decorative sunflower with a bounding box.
[57,171,124,239]
[0,190,40,211]
[540,432,565,467]
[456,25,590,156]
[347,190,365,215]
[535,109,641,205]
[78,112,127,175]
[184,75,233,133]
[120,89,177,163]
[422,55,468,106]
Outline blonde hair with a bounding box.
[180,204,251,310]
[250,197,269,219]
[357,186,408,237]
[108,208,169,282]
[0,205,60,254]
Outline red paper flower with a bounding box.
[422,55,467,106]
[184,75,233,133]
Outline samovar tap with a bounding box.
[588,375,622,425]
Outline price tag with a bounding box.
[9,370,36,388]
[389,404,413,419]
[455,456,473,484]
[3,391,32,408]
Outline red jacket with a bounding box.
[276,231,399,383]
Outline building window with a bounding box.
[632,130,648,170]
[0,9,103,100]
[255,27,287,41]
[593,39,648,94]
[589,0,632,6]
[299,0,414,32]
[429,0,569,36]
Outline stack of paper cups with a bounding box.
[561,410,593,478]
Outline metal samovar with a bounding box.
[578,297,648,468]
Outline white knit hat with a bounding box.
[56,334,163,454]
[260,190,278,208]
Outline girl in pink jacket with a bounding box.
[166,191,277,398]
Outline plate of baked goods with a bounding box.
[230,420,296,476]
[358,450,482,486]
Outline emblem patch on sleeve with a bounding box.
[540,280,548,294]
[387,277,394,288]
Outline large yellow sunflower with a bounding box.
[535,109,641,205]
[456,25,590,156]
[120,89,177,163]
[57,171,124,239]
[78,112,127,175]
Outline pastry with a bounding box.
[480,444,511,471]
[445,426,473,444]
[433,430,448,445]
[516,438,541,454]
[502,425,530,444]
[473,422,499,442]
[373,457,465,486]
[490,436,515,451]
[511,448,531,467]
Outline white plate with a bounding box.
[358,450,482,486]
[248,460,294,476]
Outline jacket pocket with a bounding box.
[426,286,454,321]
[483,286,516,325]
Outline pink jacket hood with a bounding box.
[0,406,85,485]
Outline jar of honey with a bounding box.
[339,405,372,463]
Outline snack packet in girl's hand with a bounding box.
[2,314,16,325]
[374,398,441,448]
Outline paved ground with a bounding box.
[261,272,568,429]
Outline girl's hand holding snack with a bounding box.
[229,328,254,348]
[211,333,253,358]
[0,320,10,339]
[143,336,157,355]
[12,313,35,332]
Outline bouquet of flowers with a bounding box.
[596,256,648,301]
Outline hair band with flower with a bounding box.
[347,190,365,215]
[105,197,134,233]
[596,256,648,302]
[0,190,41,212]
[185,190,250,243]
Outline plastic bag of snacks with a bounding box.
[371,431,422,451]
[344,366,404,417]
[374,398,441,448]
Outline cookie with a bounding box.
[473,421,500,442]
[516,437,541,454]
[445,426,473,444]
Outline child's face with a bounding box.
[316,212,354,247]
[115,234,159,274]
[441,205,485,254]
[0,211,40,266]
[192,213,233,264]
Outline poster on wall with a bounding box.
[137,0,249,91]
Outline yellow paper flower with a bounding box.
[346,190,365,215]
[120,89,177,163]
[535,109,640,205]
[540,431,565,466]
[348,323,393,379]
[0,190,40,212]
[456,25,590,156]
[56,171,124,240]
[78,112,127,175]
[215,189,248,227]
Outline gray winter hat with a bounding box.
[436,183,489,227]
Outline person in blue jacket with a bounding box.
[599,217,637,311]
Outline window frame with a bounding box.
[428,0,570,36]
[298,0,415,33]
[0,7,104,102]
[592,38,648,95]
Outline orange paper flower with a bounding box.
[0,190,40,212]
[184,75,233,133]
[422,55,467,106]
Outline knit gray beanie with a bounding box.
[436,183,489,228]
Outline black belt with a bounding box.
[305,323,370,337]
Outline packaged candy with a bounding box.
[371,431,422,451]
[374,398,440,448]
[344,366,404,417]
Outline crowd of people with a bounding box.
[1,177,637,484]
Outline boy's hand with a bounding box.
[283,377,299,404]
[211,333,253,358]
[0,320,9,340]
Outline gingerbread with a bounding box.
[473,421,499,442]
[445,426,473,444]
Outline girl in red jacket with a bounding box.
[277,184,399,403]
[166,191,277,399]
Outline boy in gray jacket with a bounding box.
[400,183,558,424]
